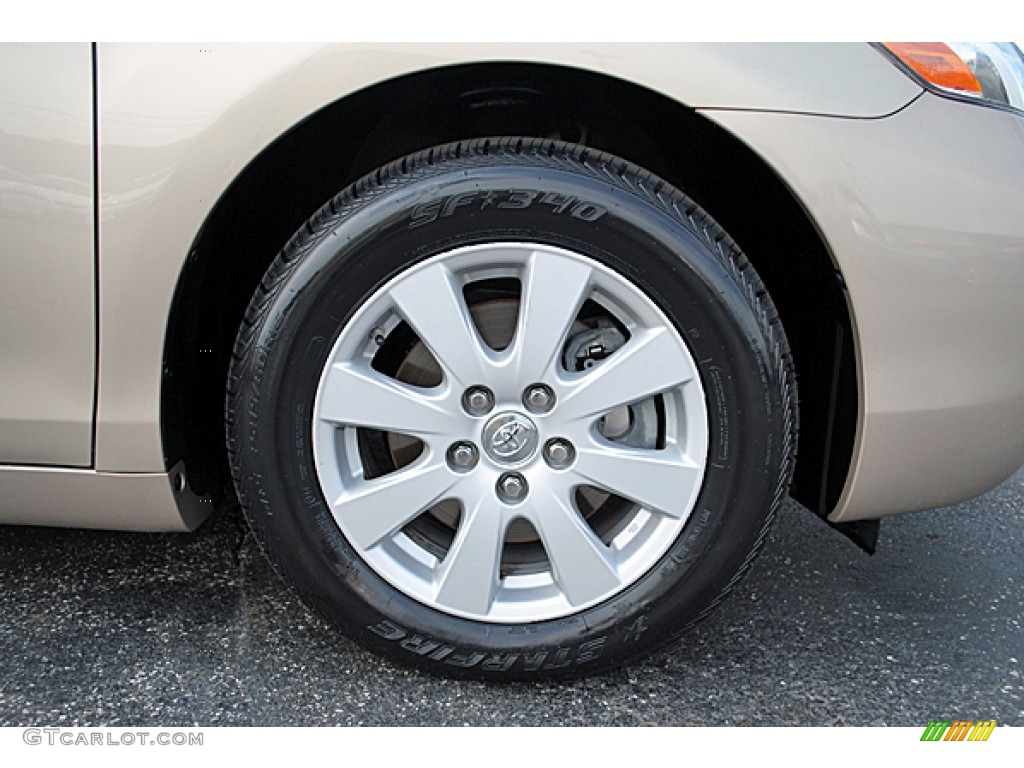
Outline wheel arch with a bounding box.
[161,61,858,519]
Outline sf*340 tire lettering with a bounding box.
[409,189,608,229]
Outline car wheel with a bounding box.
[226,137,796,678]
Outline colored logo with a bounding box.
[920,720,997,741]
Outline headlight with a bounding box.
[879,42,1024,113]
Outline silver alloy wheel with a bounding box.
[312,242,708,623]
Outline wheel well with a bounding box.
[162,62,857,518]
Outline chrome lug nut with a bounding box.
[523,384,555,413]
[543,438,575,469]
[497,472,528,503]
[463,386,495,416]
[447,441,479,471]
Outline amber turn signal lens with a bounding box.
[883,42,983,94]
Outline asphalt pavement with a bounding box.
[1,469,1020,727]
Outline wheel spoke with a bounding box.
[331,459,456,550]
[318,362,460,437]
[433,491,505,616]
[557,327,695,422]
[509,251,593,382]
[388,262,492,387]
[532,486,621,606]
[571,443,701,518]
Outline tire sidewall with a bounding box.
[232,152,787,678]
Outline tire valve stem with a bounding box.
[370,327,386,346]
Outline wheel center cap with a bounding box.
[482,412,539,465]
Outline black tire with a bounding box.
[226,137,796,679]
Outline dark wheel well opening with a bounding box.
[161,61,857,519]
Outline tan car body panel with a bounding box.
[709,95,1024,521]
[0,461,206,531]
[2,43,1023,530]
[0,43,94,466]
